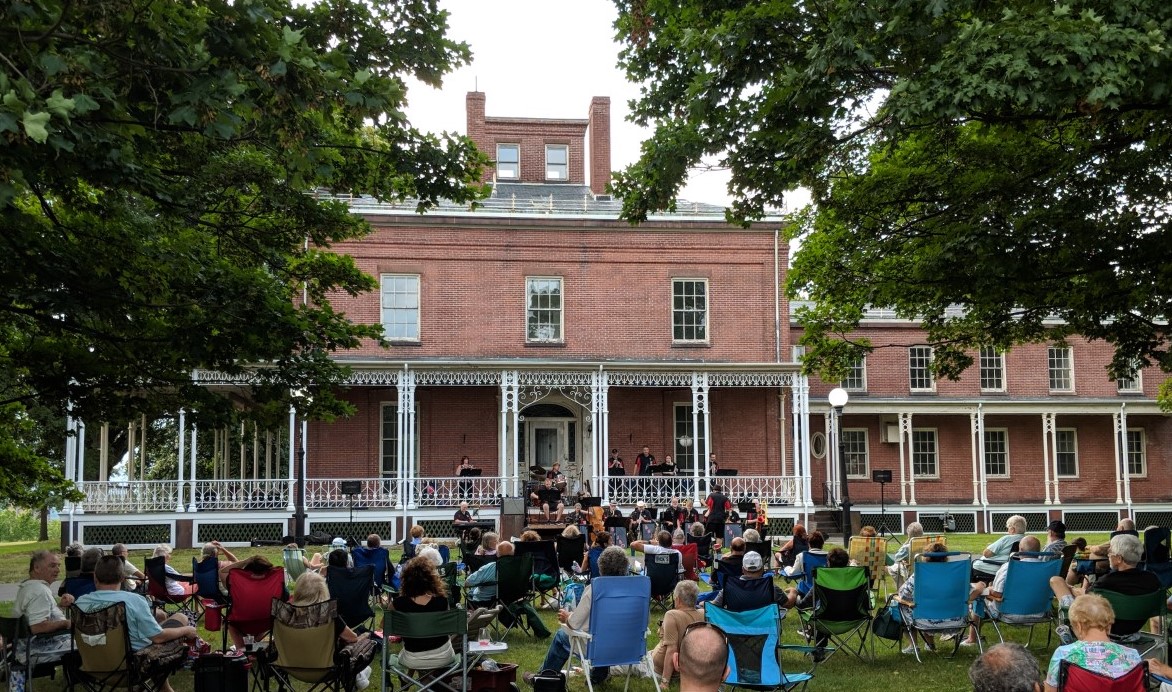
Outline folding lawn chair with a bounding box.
[439,561,461,609]
[491,553,535,640]
[677,542,700,581]
[555,534,586,576]
[704,602,815,691]
[565,576,661,692]
[902,551,978,662]
[462,553,496,578]
[1141,527,1172,588]
[282,546,310,588]
[265,598,377,692]
[976,551,1062,648]
[848,536,888,594]
[686,533,715,568]
[1058,659,1148,692]
[647,552,681,611]
[514,540,560,609]
[67,602,187,692]
[326,564,376,632]
[586,546,604,580]
[0,614,62,692]
[798,565,873,662]
[1096,588,1167,661]
[785,551,828,599]
[224,565,285,653]
[143,556,198,615]
[382,608,468,692]
[351,545,394,595]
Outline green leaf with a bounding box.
[21,111,50,142]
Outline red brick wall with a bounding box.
[588,96,611,195]
[330,217,784,363]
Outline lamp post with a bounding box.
[292,388,311,544]
[828,387,852,544]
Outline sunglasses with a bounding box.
[682,620,729,647]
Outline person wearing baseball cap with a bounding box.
[1043,520,1068,555]
[711,551,787,612]
[630,500,655,537]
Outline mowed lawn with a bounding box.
[0,532,1114,691]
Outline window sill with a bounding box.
[525,341,566,348]
[671,341,710,348]
[387,340,422,347]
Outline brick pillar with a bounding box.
[466,91,489,183]
[588,96,611,196]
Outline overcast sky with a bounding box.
[402,0,738,207]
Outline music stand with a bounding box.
[340,480,363,541]
[715,469,738,477]
[871,470,902,546]
[579,496,602,509]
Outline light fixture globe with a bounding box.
[828,387,849,409]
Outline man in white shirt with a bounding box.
[13,550,73,664]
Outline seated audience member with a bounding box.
[64,542,84,574]
[1050,533,1161,638]
[400,525,425,563]
[717,537,747,575]
[112,543,147,591]
[61,546,104,597]
[858,525,878,538]
[14,550,73,664]
[650,580,704,682]
[1065,519,1136,585]
[887,521,924,583]
[775,524,809,569]
[675,621,730,692]
[524,546,630,688]
[1043,593,1142,692]
[973,514,1028,580]
[1043,520,1068,555]
[465,541,551,638]
[969,642,1043,692]
[76,556,197,691]
[716,551,787,611]
[895,542,982,654]
[153,544,196,597]
[632,530,682,560]
[961,536,1043,646]
[290,570,372,652]
[586,532,610,577]
[742,528,762,544]
[389,556,454,669]
[223,555,286,650]
[197,540,239,582]
[782,530,827,578]
[476,531,499,557]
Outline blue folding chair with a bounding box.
[586,546,604,580]
[904,551,977,662]
[565,576,661,692]
[705,602,814,691]
[786,551,828,597]
[352,546,393,593]
[977,551,1062,648]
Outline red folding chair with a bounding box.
[224,566,285,652]
[1058,659,1147,692]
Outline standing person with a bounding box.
[456,455,475,498]
[705,484,732,539]
[708,452,719,476]
[455,455,474,476]
[675,622,730,692]
[635,446,655,476]
[608,449,625,498]
[13,550,73,665]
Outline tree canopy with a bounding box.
[0,0,484,503]
[612,0,1172,396]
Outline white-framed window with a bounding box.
[841,429,869,478]
[842,357,866,392]
[545,144,568,180]
[1048,346,1074,392]
[380,274,420,341]
[496,143,519,179]
[673,404,706,473]
[1117,366,1143,393]
[911,429,938,478]
[525,277,563,343]
[909,346,935,392]
[379,402,419,479]
[672,278,708,343]
[979,347,1005,392]
[1126,429,1146,477]
[983,428,1009,478]
[1055,429,1078,478]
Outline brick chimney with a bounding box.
[466,92,489,182]
[587,96,611,195]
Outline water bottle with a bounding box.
[10,667,26,692]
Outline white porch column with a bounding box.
[799,377,812,512]
[778,391,788,476]
[75,420,85,514]
[901,413,917,505]
[969,410,980,506]
[499,371,519,497]
[591,370,608,499]
[977,405,988,506]
[601,371,611,501]
[286,405,296,512]
[1112,410,1124,504]
[176,409,186,513]
[1046,413,1060,504]
[1120,403,1132,509]
[823,411,835,503]
[691,372,709,502]
[126,419,135,482]
[403,370,417,509]
[1041,413,1053,505]
[188,420,199,513]
[99,423,109,482]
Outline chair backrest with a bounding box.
[911,551,972,622]
[646,552,681,597]
[514,540,559,582]
[713,556,742,591]
[811,566,872,623]
[1095,588,1166,637]
[1058,658,1147,692]
[0,615,32,673]
[226,566,286,636]
[995,553,1063,617]
[71,601,131,678]
[495,554,534,604]
[587,546,604,579]
[351,547,391,589]
[437,544,451,564]
[1059,544,1078,578]
[796,551,829,594]
[192,555,222,601]
[143,555,171,600]
[907,535,947,561]
[271,598,338,683]
[463,553,497,577]
[848,536,888,579]
[63,574,99,600]
[744,541,772,562]
[401,537,418,562]
[555,534,586,574]
[584,576,652,666]
[65,555,83,579]
[439,561,460,608]
[704,603,791,688]
[384,607,467,642]
[325,565,375,628]
[282,547,308,585]
[677,542,699,581]
[686,534,714,563]
[722,576,778,613]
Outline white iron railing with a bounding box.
[82,481,182,514]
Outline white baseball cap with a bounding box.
[331,537,346,549]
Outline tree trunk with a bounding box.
[39,507,48,542]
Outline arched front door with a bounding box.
[520,403,577,473]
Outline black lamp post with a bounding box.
[829,387,852,544]
[292,389,311,545]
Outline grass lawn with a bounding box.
[0,532,1114,690]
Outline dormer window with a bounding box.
[545,145,568,180]
[496,144,519,180]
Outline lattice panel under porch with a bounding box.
[195,522,285,545]
[991,511,1048,532]
[81,523,172,547]
[1063,511,1121,532]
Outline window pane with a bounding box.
[983,429,1008,477]
[381,404,399,478]
[526,277,563,342]
[1056,429,1078,477]
[909,346,934,390]
[673,405,706,473]
[842,357,866,391]
[381,274,419,341]
[842,430,867,477]
[911,430,937,477]
[1048,347,1073,391]
[672,279,709,342]
[979,347,1004,391]
[1126,430,1145,476]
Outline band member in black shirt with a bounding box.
[529,477,565,523]
[705,484,732,538]
[634,446,655,476]
[660,497,687,533]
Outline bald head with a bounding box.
[1018,536,1040,553]
[497,541,514,556]
[676,624,728,690]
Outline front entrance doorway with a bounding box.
[519,403,578,475]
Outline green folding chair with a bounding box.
[381,608,468,692]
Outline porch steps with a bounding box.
[809,509,841,536]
